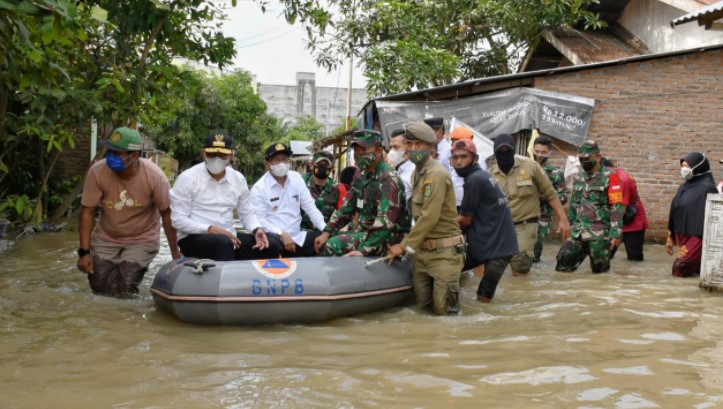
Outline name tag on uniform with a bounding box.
[357,199,364,209]
[517,179,533,186]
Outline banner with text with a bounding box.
[375,87,595,147]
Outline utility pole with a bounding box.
[345,54,353,131]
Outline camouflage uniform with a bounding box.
[301,172,341,230]
[321,158,410,256]
[534,163,568,261]
[556,143,623,273]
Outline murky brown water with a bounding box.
[2,231,723,408]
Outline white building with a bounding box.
[256,72,367,134]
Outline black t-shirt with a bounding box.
[460,165,519,262]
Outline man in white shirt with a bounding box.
[251,143,326,257]
[388,128,414,201]
[171,132,277,261]
[425,117,463,209]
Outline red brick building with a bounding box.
[361,44,723,241]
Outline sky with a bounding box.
[220,0,368,89]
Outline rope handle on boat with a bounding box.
[183,259,216,274]
[364,255,407,268]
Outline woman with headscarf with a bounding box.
[666,152,718,277]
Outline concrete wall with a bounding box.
[534,47,723,240]
[258,72,367,134]
[619,0,723,53]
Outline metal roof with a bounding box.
[671,0,723,27]
[367,43,723,105]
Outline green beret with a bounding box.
[404,121,436,144]
[578,140,600,157]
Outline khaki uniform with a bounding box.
[400,159,464,315]
[489,157,557,273]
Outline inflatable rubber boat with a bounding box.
[150,256,413,325]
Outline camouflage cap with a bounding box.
[351,130,383,148]
[101,127,143,152]
[404,121,436,144]
[313,150,334,164]
[578,140,600,158]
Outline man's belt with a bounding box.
[420,235,465,251]
[514,217,539,225]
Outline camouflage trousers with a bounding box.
[320,231,403,257]
[555,238,611,274]
[534,217,552,261]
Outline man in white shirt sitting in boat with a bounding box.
[171,131,278,261]
[388,128,414,203]
[250,143,327,257]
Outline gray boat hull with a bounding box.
[150,256,413,325]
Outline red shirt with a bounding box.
[614,168,648,233]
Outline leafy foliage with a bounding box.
[144,68,281,180]
[0,0,237,222]
[275,0,605,96]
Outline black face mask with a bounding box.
[454,162,477,178]
[533,154,548,165]
[314,165,331,180]
[580,158,597,172]
[495,150,515,174]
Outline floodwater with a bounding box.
[2,231,723,409]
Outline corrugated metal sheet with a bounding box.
[671,0,723,27]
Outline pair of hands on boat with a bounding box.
[312,232,369,258]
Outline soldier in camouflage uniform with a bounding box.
[532,135,568,262]
[314,130,411,256]
[301,151,345,230]
[555,141,623,273]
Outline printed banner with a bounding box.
[375,87,595,147]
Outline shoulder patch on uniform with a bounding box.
[607,173,623,204]
[424,184,433,198]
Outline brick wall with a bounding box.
[534,49,723,241]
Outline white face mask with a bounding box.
[680,167,693,180]
[270,162,290,178]
[680,155,708,180]
[205,156,229,175]
[388,149,406,167]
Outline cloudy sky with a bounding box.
[221,0,368,88]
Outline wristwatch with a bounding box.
[77,248,91,257]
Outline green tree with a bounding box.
[0,0,237,223]
[272,0,604,96]
[145,68,281,180]
[279,116,325,144]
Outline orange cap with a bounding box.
[450,127,473,140]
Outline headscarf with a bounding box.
[668,152,717,237]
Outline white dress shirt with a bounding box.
[170,163,262,240]
[396,160,415,201]
[437,138,464,206]
[250,170,326,246]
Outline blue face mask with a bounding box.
[106,152,128,172]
